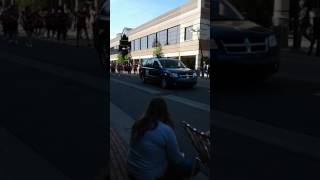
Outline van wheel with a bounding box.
[160,78,168,89]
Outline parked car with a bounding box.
[139,58,198,88]
[212,0,280,81]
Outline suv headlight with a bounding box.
[170,73,178,78]
[268,35,278,47]
[193,72,197,77]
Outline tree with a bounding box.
[119,34,130,56]
[117,54,125,64]
[153,41,163,58]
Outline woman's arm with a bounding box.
[165,127,184,165]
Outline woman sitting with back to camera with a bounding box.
[127,97,200,180]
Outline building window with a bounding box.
[185,26,193,41]
[148,33,156,48]
[110,47,118,55]
[168,25,180,45]
[131,41,135,51]
[157,29,168,46]
[134,39,140,51]
[141,36,148,50]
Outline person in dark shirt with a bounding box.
[76,6,90,47]
[127,98,200,180]
[56,6,69,42]
[45,8,56,39]
[6,5,19,44]
[22,6,34,47]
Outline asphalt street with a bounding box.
[110,73,210,178]
[0,37,107,180]
[213,50,320,180]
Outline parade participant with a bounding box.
[45,8,56,39]
[56,6,68,42]
[297,0,312,46]
[6,5,19,44]
[36,8,46,37]
[22,6,34,47]
[76,6,90,47]
[133,63,137,75]
[0,6,9,38]
[127,98,200,180]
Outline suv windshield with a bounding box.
[213,0,244,21]
[159,59,186,68]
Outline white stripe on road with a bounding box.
[111,78,210,112]
[214,110,320,159]
[314,93,320,96]
[1,53,106,92]
[164,95,210,112]
[111,78,162,94]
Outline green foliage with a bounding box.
[153,42,163,58]
[117,54,125,64]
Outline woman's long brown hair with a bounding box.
[131,97,174,141]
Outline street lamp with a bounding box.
[192,28,204,78]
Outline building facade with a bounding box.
[110,0,210,70]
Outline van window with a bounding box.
[142,59,148,67]
[145,59,154,67]
[213,0,244,21]
[159,59,186,68]
[153,61,160,68]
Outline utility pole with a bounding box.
[273,0,290,48]
[192,28,204,77]
[75,0,78,12]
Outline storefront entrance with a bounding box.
[180,56,196,70]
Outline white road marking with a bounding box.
[314,92,320,96]
[111,78,161,94]
[214,110,320,159]
[111,78,210,112]
[1,53,105,92]
[164,94,210,112]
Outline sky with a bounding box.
[110,0,188,39]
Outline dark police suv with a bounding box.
[212,0,280,80]
[139,58,198,88]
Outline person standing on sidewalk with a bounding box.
[308,10,320,56]
[56,7,68,42]
[127,98,200,180]
[76,6,90,47]
[22,6,34,47]
[297,0,312,47]
[133,63,137,75]
[6,5,19,44]
[45,8,56,40]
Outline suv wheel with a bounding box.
[160,78,168,89]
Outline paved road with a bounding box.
[0,38,107,180]
[110,73,210,179]
[213,50,320,180]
